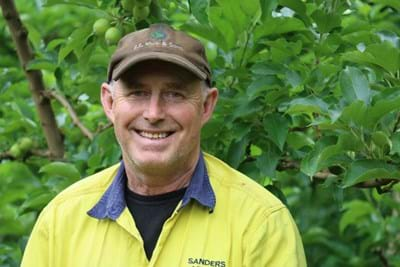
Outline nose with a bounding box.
[143,93,165,123]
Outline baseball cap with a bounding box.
[107,23,212,86]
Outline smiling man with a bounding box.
[21,24,306,267]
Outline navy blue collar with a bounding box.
[87,153,216,220]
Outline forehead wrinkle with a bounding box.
[163,81,186,90]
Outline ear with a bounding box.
[101,82,115,123]
[201,87,219,126]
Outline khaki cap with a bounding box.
[107,23,212,86]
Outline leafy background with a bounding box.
[1,0,400,266]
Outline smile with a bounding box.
[138,131,172,139]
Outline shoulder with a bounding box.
[204,153,285,216]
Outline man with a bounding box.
[21,24,306,267]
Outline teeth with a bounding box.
[140,131,168,139]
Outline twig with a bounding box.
[227,21,257,90]
[44,90,94,140]
[374,248,389,267]
[95,121,113,134]
[0,0,64,158]
[0,151,13,160]
[277,158,399,190]
[0,149,51,160]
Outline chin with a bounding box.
[132,152,177,169]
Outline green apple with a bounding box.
[168,2,176,11]
[133,6,150,21]
[93,18,110,36]
[135,0,152,7]
[105,27,122,45]
[9,144,22,158]
[121,0,134,11]
[19,137,33,152]
[75,103,88,116]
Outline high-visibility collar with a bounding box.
[87,152,216,220]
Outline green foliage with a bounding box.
[1,0,400,266]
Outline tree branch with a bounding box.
[44,90,94,140]
[0,149,51,160]
[277,158,399,190]
[0,151,13,160]
[0,0,64,158]
[95,121,113,134]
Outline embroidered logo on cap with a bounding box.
[150,29,167,40]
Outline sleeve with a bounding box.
[20,207,51,267]
[243,206,307,267]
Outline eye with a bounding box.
[128,89,150,98]
[164,91,185,101]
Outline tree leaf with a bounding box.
[371,131,392,150]
[263,113,289,151]
[371,0,400,12]
[287,131,314,149]
[255,17,306,39]
[202,118,223,139]
[260,0,278,21]
[26,59,57,72]
[391,132,400,155]
[19,191,55,214]
[58,25,92,64]
[339,100,367,127]
[266,38,302,63]
[181,23,227,51]
[279,0,310,25]
[208,6,237,50]
[44,0,97,8]
[240,0,261,18]
[232,98,263,120]
[339,200,375,234]
[342,42,400,74]
[0,162,36,184]
[300,144,342,177]
[24,24,42,51]
[337,132,364,152]
[190,0,209,25]
[215,0,249,35]
[339,66,371,105]
[287,96,329,115]
[311,9,341,33]
[366,94,400,129]
[226,137,248,168]
[365,43,400,73]
[247,75,281,99]
[256,144,281,177]
[39,162,81,181]
[342,160,400,187]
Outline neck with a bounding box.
[124,157,198,196]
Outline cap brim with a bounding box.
[111,52,207,81]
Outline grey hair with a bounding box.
[108,80,116,99]
[201,81,211,100]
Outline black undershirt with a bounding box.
[125,186,186,260]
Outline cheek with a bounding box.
[113,101,140,123]
[176,110,203,134]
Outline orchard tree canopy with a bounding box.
[0,0,400,266]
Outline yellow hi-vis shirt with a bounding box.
[21,153,307,267]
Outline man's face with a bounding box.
[101,60,218,176]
